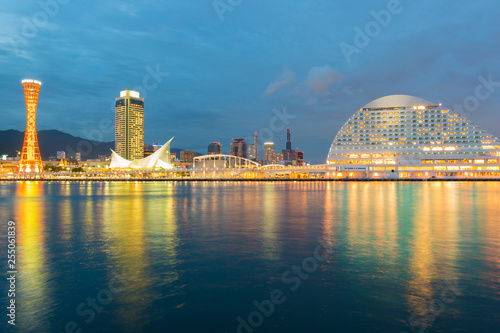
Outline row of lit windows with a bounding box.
[356,114,457,119]
[328,159,499,166]
[334,142,486,147]
[336,137,487,142]
[341,127,484,133]
[343,126,482,131]
[343,129,483,135]
[328,160,396,165]
[337,134,486,139]
[349,116,462,122]
[339,128,486,133]
[422,159,498,164]
[337,136,487,140]
[344,125,481,130]
[338,129,486,134]
[335,136,491,141]
[330,151,500,157]
[345,120,465,125]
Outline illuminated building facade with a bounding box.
[180,150,196,163]
[230,138,247,158]
[327,95,500,179]
[263,142,282,165]
[208,142,222,155]
[115,90,144,160]
[18,79,44,173]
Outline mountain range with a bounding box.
[0,130,192,160]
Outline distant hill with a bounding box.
[0,129,200,160]
[0,129,114,160]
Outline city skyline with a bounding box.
[1,1,500,164]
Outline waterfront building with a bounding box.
[208,142,222,155]
[248,132,259,161]
[59,158,78,167]
[282,128,298,166]
[180,150,196,163]
[75,152,81,161]
[297,151,304,165]
[18,79,43,173]
[110,138,174,169]
[327,95,500,179]
[115,90,144,160]
[230,138,247,158]
[263,142,282,165]
[263,142,275,165]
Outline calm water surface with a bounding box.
[0,181,499,333]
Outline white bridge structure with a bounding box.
[192,155,327,178]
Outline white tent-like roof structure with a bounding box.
[110,137,174,169]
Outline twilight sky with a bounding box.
[1,0,500,163]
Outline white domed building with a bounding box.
[326,95,500,179]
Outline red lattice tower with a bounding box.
[18,79,43,173]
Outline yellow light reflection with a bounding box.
[14,181,53,333]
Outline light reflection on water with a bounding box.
[0,181,499,332]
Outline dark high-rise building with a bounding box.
[180,150,196,163]
[208,142,222,155]
[248,132,259,161]
[230,138,247,158]
[286,127,292,151]
[282,150,298,166]
[282,127,298,166]
[282,127,303,165]
[297,151,304,166]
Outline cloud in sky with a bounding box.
[263,66,296,96]
[305,65,343,94]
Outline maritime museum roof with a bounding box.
[110,137,174,169]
